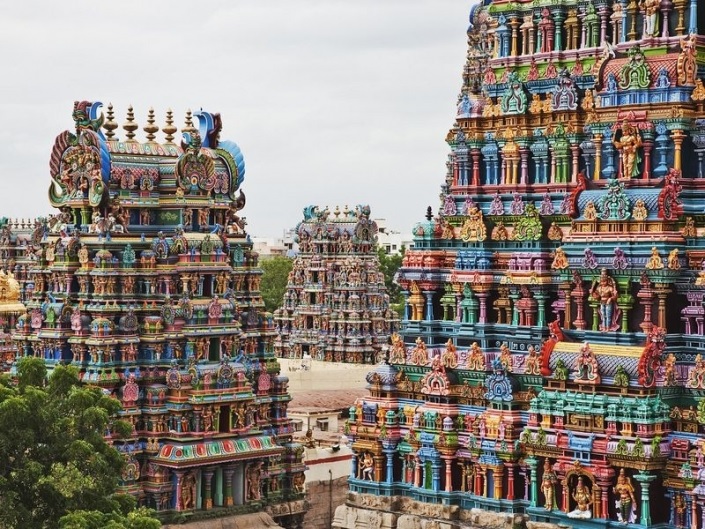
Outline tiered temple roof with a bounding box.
[344,2,705,528]
[0,102,306,527]
[273,205,398,364]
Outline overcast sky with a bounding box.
[0,1,471,237]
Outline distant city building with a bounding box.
[273,205,399,363]
[374,218,413,255]
[0,103,305,527]
[252,229,298,259]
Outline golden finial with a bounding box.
[343,204,350,217]
[163,108,177,144]
[123,105,138,141]
[143,107,159,142]
[334,205,341,218]
[182,109,198,134]
[104,103,118,140]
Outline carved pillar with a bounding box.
[638,282,654,334]
[634,472,656,526]
[593,134,603,180]
[553,11,565,51]
[661,0,673,37]
[402,291,410,321]
[599,6,609,43]
[674,0,687,34]
[570,143,580,182]
[423,290,434,321]
[444,458,453,492]
[627,0,638,40]
[510,289,520,326]
[655,284,670,331]
[689,0,698,34]
[494,465,504,500]
[384,448,395,484]
[571,282,587,330]
[527,457,538,507]
[471,148,481,186]
[642,137,653,180]
[510,18,520,56]
[535,291,547,328]
[414,457,421,487]
[520,147,529,185]
[432,460,441,492]
[476,288,489,324]
[374,455,384,482]
[507,465,515,500]
[672,129,686,171]
[560,281,572,328]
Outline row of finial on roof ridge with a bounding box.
[102,103,201,144]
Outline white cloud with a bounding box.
[0,0,471,235]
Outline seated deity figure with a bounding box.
[568,476,593,519]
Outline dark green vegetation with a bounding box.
[376,246,404,315]
[0,357,160,529]
[260,255,294,312]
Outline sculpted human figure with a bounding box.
[568,476,593,518]
[542,460,557,510]
[591,268,619,331]
[613,121,642,179]
[613,468,636,523]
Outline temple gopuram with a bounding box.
[0,102,306,527]
[273,205,399,364]
[338,2,705,529]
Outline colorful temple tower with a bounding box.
[343,2,705,528]
[273,205,399,364]
[2,102,306,527]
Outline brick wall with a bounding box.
[305,475,349,529]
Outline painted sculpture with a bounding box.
[343,2,705,529]
[273,205,398,363]
[0,104,306,526]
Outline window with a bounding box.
[316,418,329,432]
[292,419,303,432]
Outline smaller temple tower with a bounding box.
[274,205,398,364]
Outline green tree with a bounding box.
[260,255,294,312]
[376,246,405,315]
[0,357,159,529]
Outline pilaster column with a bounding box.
[634,472,657,526]
[384,448,395,484]
[627,0,638,40]
[655,284,670,331]
[526,457,538,507]
[444,458,453,492]
[672,129,686,171]
[175,470,186,511]
[471,149,481,186]
[689,0,698,34]
[494,465,504,499]
[510,290,520,326]
[599,7,609,43]
[520,147,529,185]
[223,467,235,506]
[571,144,580,182]
[402,291,410,321]
[423,291,434,321]
[553,11,565,51]
[203,468,214,509]
[642,137,653,179]
[510,18,520,56]
[507,465,515,500]
[535,291,547,328]
[432,460,441,492]
[477,289,489,324]
[414,457,421,487]
[661,0,673,37]
[593,134,603,180]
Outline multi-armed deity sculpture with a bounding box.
[0,103,306,527]
[343,2,705,529]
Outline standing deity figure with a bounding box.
[568,476,593,518]
[591,268,620,332]
[613,468,637,524]
[640,0,659,38]
[542,460,558,510]
[360,452,375,480]
[613,121,642,179]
